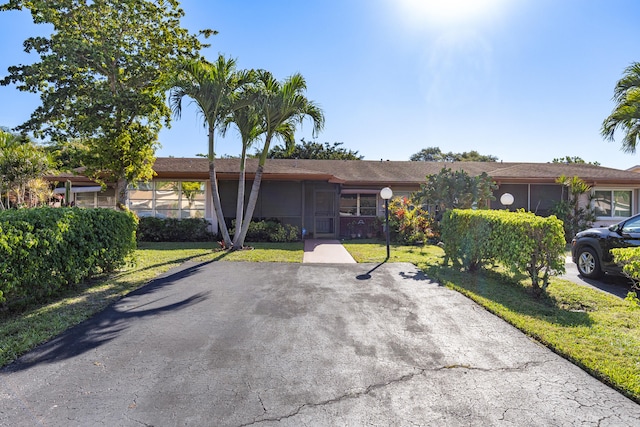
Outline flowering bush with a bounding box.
[387,196,434,244]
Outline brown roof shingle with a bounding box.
[152,157,640,186]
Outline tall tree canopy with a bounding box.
[415,167,496,217]
[0,0,208,208]
[267,139,362,160]
[602,62,640,153]
[0,130,53,208]
[551,156,600,166]
[410,147,498,162]
[232,71,324,249]
[169,56,253,247]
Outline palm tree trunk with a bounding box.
[116,178,128,211]
[232,145,247,246]
[233,163,264,249]
[208,127,232,247]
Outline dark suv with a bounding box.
[571,213,640,278]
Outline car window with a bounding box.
[622,216,640,233]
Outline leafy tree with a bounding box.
[232,71,324,250]
[551,175,596,242]
[415,167,496,218]
[456,150,499,162]
[552,156,600,166]
[410,147,446,162]
[42,139,87,172]
[0,130,53,208]
[169,56,253,247]
[602,62,640,153]
[267,139,362,160]
[0,0,207,209]
[410,147,498,162]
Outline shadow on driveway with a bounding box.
[561,259,635,299]
[4,261,211,373]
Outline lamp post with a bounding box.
[500,192,514,210]
[380,186,393,259]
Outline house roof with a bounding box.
[151,157,640,186]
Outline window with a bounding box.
[339,194,357,216]
[339,193,377,216]
[128,180,206,219]
[74,188,116,209]
[593,190,632,218]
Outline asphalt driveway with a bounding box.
[562,256,635,299]
[2,262,639,426]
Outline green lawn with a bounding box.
[1,240,638,404]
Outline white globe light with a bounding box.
[500,193,514,206]
[380,187,393,200]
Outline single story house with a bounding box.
[52,158,640,239]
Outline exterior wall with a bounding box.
[491,183,563,216]
[219,180,334,234]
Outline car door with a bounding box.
[607,215,640,262]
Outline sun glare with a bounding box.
[396,0,506,29]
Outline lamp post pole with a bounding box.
[380,187,393,260]
[385,198,390,259]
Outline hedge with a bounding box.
[137,217,214,242]
[441,209,565,295]
[231,219,300,243]
[0,207,137,308]
[610,248,640,304]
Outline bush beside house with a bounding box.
[231,219,300,243]
[0,208,137,309]
[441,209,566,295]
[137,217,214,242]
[136,217,300,243]
[610,248,640,305]
[387,196,435,244]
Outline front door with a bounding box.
[314,190,336,238]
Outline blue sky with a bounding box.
[1,0,640,169]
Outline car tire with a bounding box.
[576,247,603,279]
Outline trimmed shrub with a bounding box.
[232,219,300,243]
[387,196,435,244]
[137,217,214,242]
[610,248,640,306]
[0,207,137,308]
[442,209,565,295]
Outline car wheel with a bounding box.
[576,247,603,279]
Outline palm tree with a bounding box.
[221,82,261,238]
[169,55,252,247]
[602,62,640,153]
[232,71,325,249]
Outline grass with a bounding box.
[0,241,303,367]
[343,241,640,403]
[2,239,638,403]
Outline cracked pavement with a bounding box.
[1,262,639,426]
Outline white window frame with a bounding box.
[592,188,634,220]
[128,180,206,219]
[340,190,379,217]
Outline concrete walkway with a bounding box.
[1,262,638,426]
[302,239,356,263]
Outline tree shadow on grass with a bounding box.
[422,264,593,328]
[3,261,212,372]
